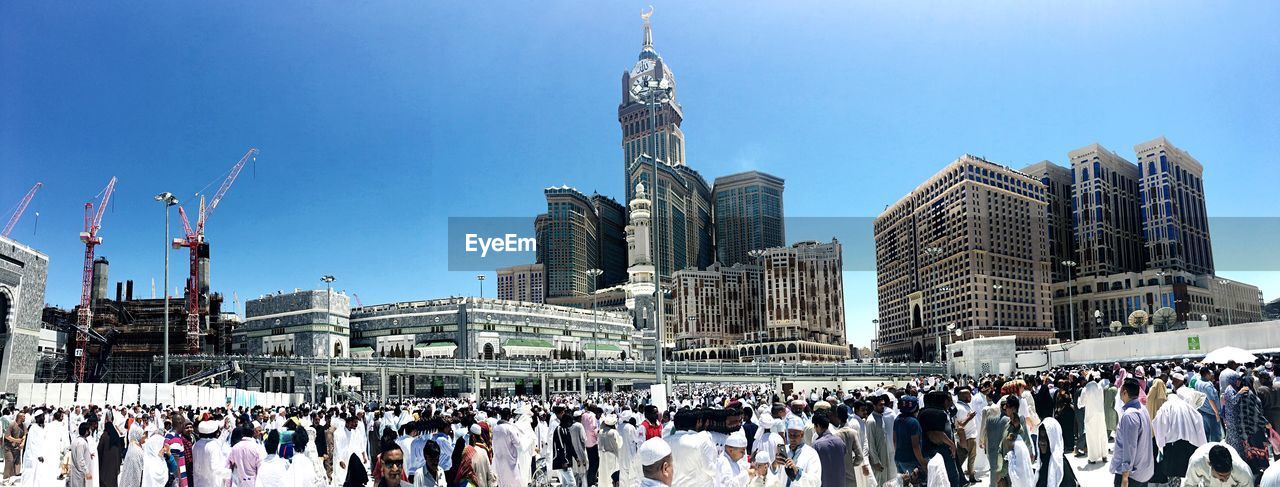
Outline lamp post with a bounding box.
[631,73,673,384]
[154,192,179,382]
[476,274,486,299]
[1062,260,1078,341]
[1217,279,1232,325]
[321,275,335,404]
[586,268,604,392]
[748,249,767,344]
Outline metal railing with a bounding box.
[158,354,944,378]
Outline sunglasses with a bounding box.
[384,459,404,467]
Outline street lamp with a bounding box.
[154,192,179,382]
[1062,260,1078,341]
[1217,279,1233,325]
[321,275,336,404]
[992,284,1004,334]
[586,268,604,391]
[748,249,768,343]
[476,274,486,299]
[631,72,673,384]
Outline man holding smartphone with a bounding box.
[773,416,821,487]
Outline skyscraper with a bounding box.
[619,8,685,187]
[1021,161,1075,282]
[1135,136,1213,274]
[875,155,1056,361]
[592,194,628,289]
[496,264,545,304]
[713,171,785,266]
[537,186,599,298]
[1069,144,1145,276]
[626,156,714,280]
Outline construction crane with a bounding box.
[174,148,258,354]
[352,293,363,308]
[2,182,42,238]
[74,177,117,382]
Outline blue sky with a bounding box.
[4,1,1278,346]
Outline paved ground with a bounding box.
[0,440,1130,487]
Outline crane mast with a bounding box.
[75,177,117,382]
[174,148,258,353]
[2,182,42,238]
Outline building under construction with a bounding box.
[40,254,236,384]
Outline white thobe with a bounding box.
[20,423,55,487]
[668,430,719,487]
[618,423,641,487]
[1005,440,1035,487]
[290,453,325,487]
[191,438,232,487]
[927,453,951,487]
[1078,381,1108,462]
[333,426,368,484]
[491,422,522,487]
[782,443,822,487]
[514,418,536,486]
[257,455,291,487]
[714,452,749,487]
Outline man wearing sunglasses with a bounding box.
[379,443,407,487]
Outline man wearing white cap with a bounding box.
[715,431,749,487]
[192,420,231,487]
[598,414,621,487]
[20,410,52,487]
[637,437,674,486]
[773,415,821,487]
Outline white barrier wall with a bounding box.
[14,383,301,408]
[1016,320,1280,372]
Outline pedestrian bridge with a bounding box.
[157,354,944,399]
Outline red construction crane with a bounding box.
[74,177,117,382]
[2,182,42,238]
[174,148,258,353]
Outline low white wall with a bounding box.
[1016,320,1280,372]
[14,382,299,409]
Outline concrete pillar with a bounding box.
[485,376,492,398]
[541,373,548,401]
[379,368,388,401]
[579,372,587,398]
[308,365,316,404]
[473,370,482,399]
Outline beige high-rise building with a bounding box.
[875,155,1056,362]
[496,264,545,304]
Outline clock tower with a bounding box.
[619,8,686,200]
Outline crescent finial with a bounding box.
[641,5,654,21]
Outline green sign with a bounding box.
[1188,336,1201,351]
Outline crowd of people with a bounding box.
[4,355,1280,486]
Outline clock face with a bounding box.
[630,75,654,97]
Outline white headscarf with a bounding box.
[142,433,169,487]
[1154,389,1208,448]
[1040,418,1064,487]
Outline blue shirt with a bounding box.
[892,416,922,464]
[1195,380,1219,416]
[1109,399,1155,482]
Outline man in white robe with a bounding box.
[20,411,54,487]
[192,420,232,487]
[490,411,522,487]
[333,414,369,485]
[1078,376,1108,463]
[714,431,749,487]
[514,408,537,486]
[774,415,820,487]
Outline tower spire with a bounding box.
[641,6,654,49]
